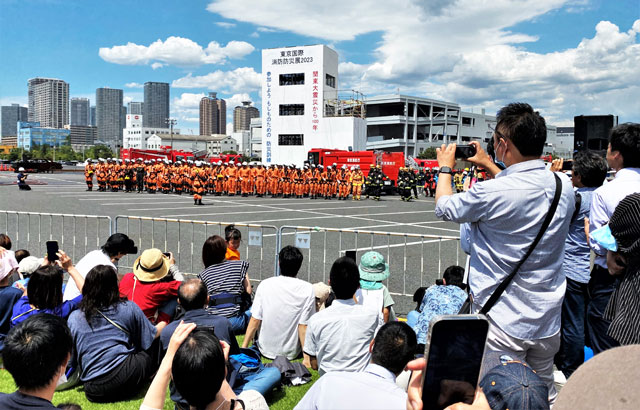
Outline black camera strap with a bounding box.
[479,173,563,315]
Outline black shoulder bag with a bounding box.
[459,173,563,315]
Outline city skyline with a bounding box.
[1,0,639,134]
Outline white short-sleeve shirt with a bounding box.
[304,298,379,375]
[252,275,316,360]
[63,249,115,301]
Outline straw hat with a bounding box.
[133,248,170,282]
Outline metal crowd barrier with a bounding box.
[277,225,461,298]
[114,216,280,280]
[0,210,112,262]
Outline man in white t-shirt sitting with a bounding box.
[304,256,379,375]
[63,233,138,301]
[242,246,316,364]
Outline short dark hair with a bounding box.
[279,246,303,277]
[14,249,30,264]
[27,265,63,310]
[0,233,12,250]
[329,256,360,299]
[172,331,226,408]
[178,279,208,311]
[202,235,227,267]
[443,265,466,290]
[413,287,427,311]
[572,151,608,187]
[496,103,547,157]
[101,233,136,258]
[224,225,242,241]
[3,314,72,390]
[79,265,124,322]
[609,123,640,168]
[371,322,417,375]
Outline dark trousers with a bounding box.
[83,340,160,402]
[586,265,620,355]
[557,277,588,377]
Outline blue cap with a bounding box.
[480,357,549,410]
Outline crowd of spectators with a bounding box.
[0,104,639,410]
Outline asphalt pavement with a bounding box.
[0,170,465,314]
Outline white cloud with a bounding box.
[99,36,254,68]
[215,21,236,28]
[172,67,262,94]
[206,0,640,123]
[173,92,207,110]
[225,93,254,109]
[125,82,143,88]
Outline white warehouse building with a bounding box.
[122,114,176,149]
[262,45,366,166]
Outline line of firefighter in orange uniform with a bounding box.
[83,158,426,205]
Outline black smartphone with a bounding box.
[455,145,477,159]
[562,160,573,171]
[345,250,357,262]
[422,315,489,409]
[46,241,59,262]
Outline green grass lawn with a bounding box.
[0,334,318,409]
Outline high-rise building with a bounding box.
[70,97,90,126]
[1,104,29,139]
[90,106,96,126]
[121,106,127,136]
[233,101,259,132]
[143,82,169,128]
[200,92,226,135]
[27,77,69,128]
[128,101,144,115]
[96,87,124,147]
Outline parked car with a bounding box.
[12,159,63,173]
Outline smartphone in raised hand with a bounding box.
[421,315,489,409]
[46,241,59,262]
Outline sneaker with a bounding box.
[553,370,567,386]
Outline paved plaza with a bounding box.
[0,171,465,314]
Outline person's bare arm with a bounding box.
[298,324,312,367]
[242,317,262,348]
[154,321,167,338]
[57,251,85,293]
[383,307,390,323]
[243,274,252,295]
[584,217,591,247]
[435,144,456,204]
[142,322,196,409]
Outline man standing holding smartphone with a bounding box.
[433,103,575,404]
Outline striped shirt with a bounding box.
[604,266,640,345]
[198,260,249,318]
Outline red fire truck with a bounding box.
[414,158,439,169]
[207,154,242,164]
[120,147,203,162]
[307,148,405,193]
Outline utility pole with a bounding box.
[165,118,176,150]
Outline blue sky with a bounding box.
[1,0,639,131]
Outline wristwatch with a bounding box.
[439,166,453,175]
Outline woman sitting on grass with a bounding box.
[199,235,252,334]
[11,250,84,326]
[68,265,164,403]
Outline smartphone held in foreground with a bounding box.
[421,314,489,410]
